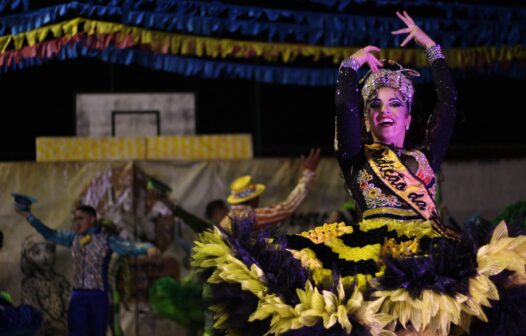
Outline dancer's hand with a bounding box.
[349,46,383,72]
[391,11,436,49]
[302,148,321,172]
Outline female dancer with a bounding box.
[192,12,526,336]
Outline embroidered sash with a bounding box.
[364,143,458,238]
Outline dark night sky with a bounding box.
[0,57,524,161]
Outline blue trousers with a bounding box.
[68,290,109,336]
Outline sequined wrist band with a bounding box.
[340,57,361,71]
[425,44,445,63]
[303,169,316,178]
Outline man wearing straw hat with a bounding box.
[220,148,320,231]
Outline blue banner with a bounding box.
[0,1,524,48]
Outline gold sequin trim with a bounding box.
[298,222,353,244]
[381,238,420,258]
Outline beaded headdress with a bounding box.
[360,60,420,107]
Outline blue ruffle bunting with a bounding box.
[0,0,29,15]
[0,1,525,48]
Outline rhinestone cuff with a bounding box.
[425,44,445,63]
[340,57,361,71]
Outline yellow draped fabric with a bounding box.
[36,135,253,161]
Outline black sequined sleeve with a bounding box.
[424,58,458,171]
[334,66,363,175]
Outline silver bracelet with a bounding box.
[425,44,445,63]
[340,57,361,71]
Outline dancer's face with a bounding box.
[73,210,97,234]
[365,87,411,147]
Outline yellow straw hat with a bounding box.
[227,175,266,204]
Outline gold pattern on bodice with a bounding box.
[357,149,436,210]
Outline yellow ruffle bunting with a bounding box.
[0,17,525,66]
